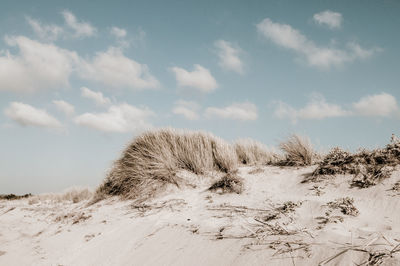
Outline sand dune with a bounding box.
[1,165,400,265]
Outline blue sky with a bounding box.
[1,0,399,194]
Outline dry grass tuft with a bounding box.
[209,172,244,194]
[95,128,238,200]
[312,136,400,187]
[278,134,317,166]
[234,139,279,165]
[29,187,92,204]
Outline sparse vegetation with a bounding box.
[29,188,92,204]
[312,136,400,187]
[95,129,238,200]
[278,134,317,166]
[0,193,32,200]
[209,172,244,194]
[327,197,359,216]
[234,139,279,165]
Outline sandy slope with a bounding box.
[1,166,400,266]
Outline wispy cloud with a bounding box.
[61,10,97,38]
[81,87,111,106]
[256,18,380,69]
[274,92,399,123]
[214,40,244,74]
[274,94,349,122]
[74,103,154,133]
[205,102,257,121]
[5,102,62,128]
[313,10,343,29]
[172,100,200,120]
[26,17,63,41]
[110,27,127,38]
[170,64,217,93]
[53,100,75,116]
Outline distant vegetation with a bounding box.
[0,193,32,200]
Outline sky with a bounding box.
[1,0,399,194]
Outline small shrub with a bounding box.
[278,134,316,166]
[208,173,244,194]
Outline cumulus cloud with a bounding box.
[313,10,343,29]
[74,103,154,133]
[62,10,96,38]
[110,27,127,38]
[353,93,398,117]
[0,36,78,92]
[170,64,217,93]
[53,100,75,116]
[274,94,348,123]
[4,102,62,128]
[26,17,63,41]
[274,92,399,122]
[214,40,244,74]
[256,18,379,69]
[81,87,111,106]
[205,102,257,121]
[172,100,200,120]
[79,47,159,90]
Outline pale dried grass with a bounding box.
[95,128,238,200]
[235,139,280,165]
[29,187,93,204]
[278,134,317,166]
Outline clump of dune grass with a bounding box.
[312,135,400,188]
[95,129,238,200]
[29,187,93,204]
[278,134,317,166]
[209,172,243,194]
[234,139,279,165]
[0,193,32,200]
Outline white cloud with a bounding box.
[214,40,244,74]
[353,93,398,117]
[79,47,159,90]
[205,102,257,121]
[74,103,154,133]
[4,102,62,128]
[256,18,379,69]
[274,92,399,122]
[110,27,127,38]
[172,100,200,120]
[0,36,78,92]
[170,64,217,93]
[313,10,343,29]
[81,87,111,106]
[53,100,75,116]
[62,10,96,38]
[274,94,348,122]
[26,17,63,41]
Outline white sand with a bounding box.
[1,166,400,265]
